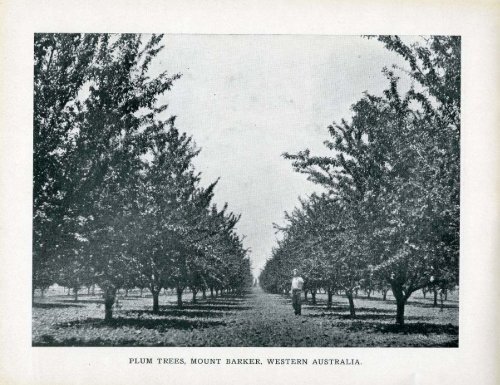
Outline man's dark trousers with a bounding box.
[292,289,302,315]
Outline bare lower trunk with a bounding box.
[382,289,388,301]
[104,288,116,321]
[202,289,206,300]
[73,287,78,301]
[91,284,95,296]
[152,290,160,313]
[391,283,407,326]
[433,287,438,307]
[192,289,197,304]
[140,288,143,297]
[327,289,333,309]
[346,291,356,317]
[304,290,308,301]
[311,289,317,305]
[210,287,214,298]
[396,298,405,325]
[125,288,129,297]
[177,287,184,308]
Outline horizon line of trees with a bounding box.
[33,33,252,321]
[260,35,460,325]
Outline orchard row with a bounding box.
[33,34,252,320]
[260,36,460,325]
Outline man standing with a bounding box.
[291,269,304,315]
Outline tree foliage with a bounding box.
[33,33,252,319]
[260,35,460,325]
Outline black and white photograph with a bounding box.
[1,1,498,385]
[32,34,460,347]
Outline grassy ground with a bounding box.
[32,287,458,347]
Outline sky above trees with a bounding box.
[150,35,412,276]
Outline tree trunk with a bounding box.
[433,287,438,307]
[396,297,405,325]
[391,284,407,326]
[327,289,333,309]
[202,288,207,300]
[104,288,116,322]
[73,286,78,301]
[177,287,184,308]
[382,289,388,301]
[422,288,427,299]
[152,290,160,313]
[192,289,197,304]
[91,284,95,296]
[67,287,71,296]
[140,288,143,297]
[311,289,317,305]
[304,290,308,301]
[439,291,444,312]
[444,289,448,301]
[125,288,129,297]
[215,288,219,297]
[210,287,214,299]
[41,288,45,298]
[346,291,356,317]
[366,289,371,298]
[87,286,91,295]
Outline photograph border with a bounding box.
[1,1,499,384]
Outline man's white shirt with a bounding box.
[291,276,304,290]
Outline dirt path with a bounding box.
[218,287,329,347]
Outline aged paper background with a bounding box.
[0,1,498,384]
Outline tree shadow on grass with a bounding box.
[313,306,394,314]
[33,334,177,347]
[56,317,226,331]
[178,304,251,312]
[204,300,246,306]
[59,299,104,305]
[347,297,460,310]
[124,309,225,318]
[339,314,431,321]
[306,312,430,322]
[347,295,389,302]
[341,321,458,336]
[416,303,459,309]
[33,302,86,309]
[356,307,394,314]
[304,307,347,314]
[302,302,346,310]
[383,299,459,309]
[433,339,459,347]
